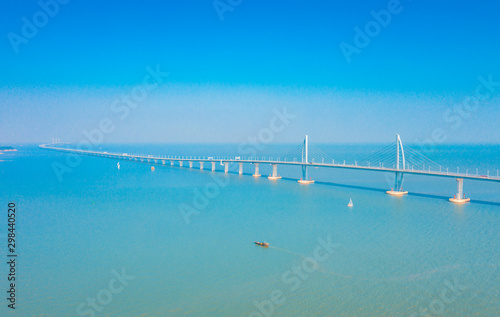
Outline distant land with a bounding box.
[0,146,16,151]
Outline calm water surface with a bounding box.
[0,144,498,316]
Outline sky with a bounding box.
[1,0,499,144]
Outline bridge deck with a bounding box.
[39,144,500,183]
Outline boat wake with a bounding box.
[267,246,307,258]
[265,245,491,284]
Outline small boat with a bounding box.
[117,162,120,170]
[254,241,269,247]
[347,198,353,207]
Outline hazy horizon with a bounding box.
[2,0,499,144]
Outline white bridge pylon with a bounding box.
[298,135,315,184]
[386,134,408,196]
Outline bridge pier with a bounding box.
[224,162,229,173]
[386,172,408,196]
[449,178,470,203]
[200,162,204,170]
[211,162,216,171]
[189,161,193,168]
[239,163,243,175]
[298,165,314,184]
[268,164,282,180]
[179,161,183,167]
[170,161,174,166]
[162,160,165,165]
[253,163,261,177]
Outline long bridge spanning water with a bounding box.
[40,135,500,204]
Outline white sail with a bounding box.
[348,198,353,207]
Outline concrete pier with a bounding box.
[211,162,216,171]
[200,162,204,170]
[298,178,314,184]
[224,162,229,173]
[386,172,408,196]
[189,161,193,168]
[386,189,408,196]
[253,163,261,177]
[268,164,282,180]
[179,161,183,167]
[170,161,174,166]
[239,163,243,175]
[162,160,165,165]
[449,178,470,203]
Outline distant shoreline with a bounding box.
[0,146,16,151]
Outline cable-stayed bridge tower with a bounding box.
[387,134,408,196]
[298,135,314,184]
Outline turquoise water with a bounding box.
[0,144,499,316]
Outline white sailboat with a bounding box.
[117,162,120,170]
[347,198,353,207]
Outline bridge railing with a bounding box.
[41,144,500,180]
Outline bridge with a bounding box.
[40,135,500,204]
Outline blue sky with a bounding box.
[1,0,499,144]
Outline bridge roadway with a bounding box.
[39,144,500,183]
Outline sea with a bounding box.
[0,144,498,316]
